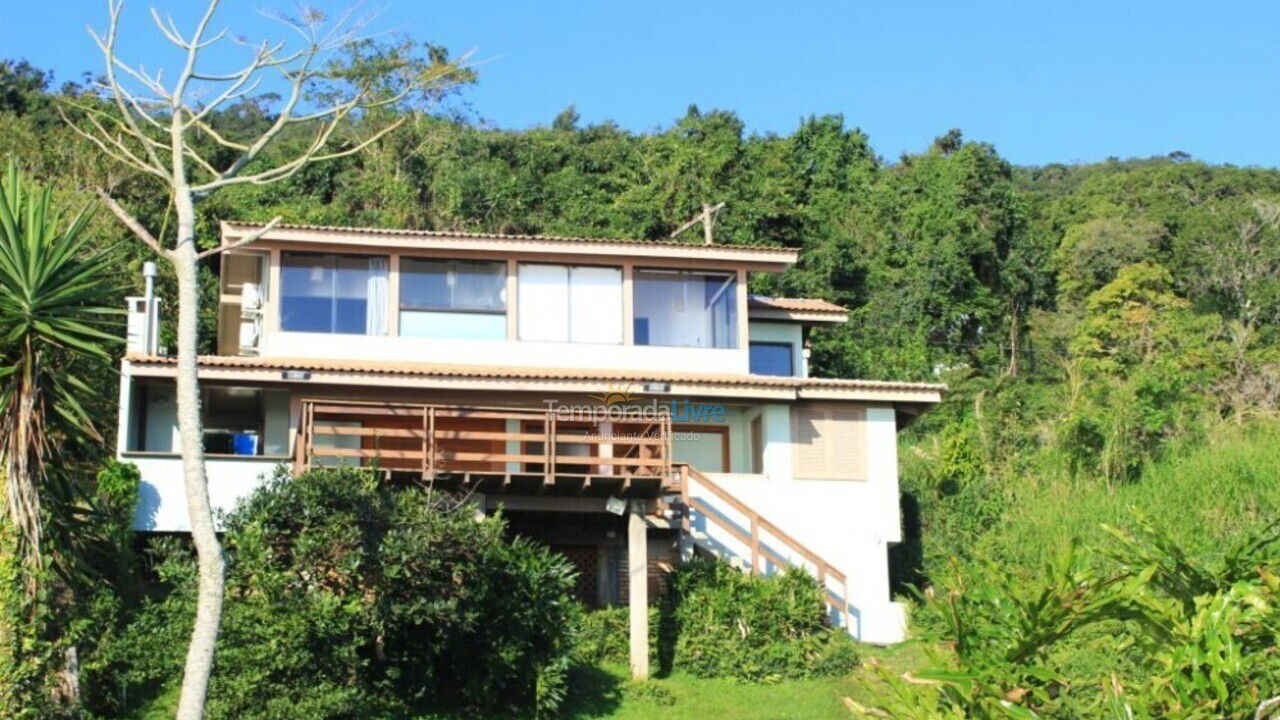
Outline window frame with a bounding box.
[749,341,796,376]
[397,256,508,315]
[279,250,389,335]
[631,267,739,349]
[516,261,625,345]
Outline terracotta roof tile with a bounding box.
[124,353,943,395]
[748,295,848,314]
[223,220,797,256]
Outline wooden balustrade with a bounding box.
[296,399,674,487]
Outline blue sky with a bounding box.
[4,1,1278,167]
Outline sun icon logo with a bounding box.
[589,383,638,406]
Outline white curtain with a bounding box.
[518,264,570,341]
[568,266,623,344]
[366,257,389,335]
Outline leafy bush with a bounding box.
[850,511,1280,720]
[573,606,632,666]
[91,467,579,719]
[572,559,859,683]
[665,558,860,681]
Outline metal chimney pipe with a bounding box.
[142,261,158,355]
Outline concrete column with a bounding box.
[628,505,649,679]
[115,362,134,455]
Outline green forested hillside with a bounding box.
[2,47,1280,712]
[4,57,1280,716]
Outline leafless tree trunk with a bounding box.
[65,2,465,716]
[1005,303,1021,377]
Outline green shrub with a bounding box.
[573,606,632,666]
[91,466,579,719]
[852,510,1280,720]
[572,559,859,683]
[666,558,859,681]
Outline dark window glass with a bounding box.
[281,252,386,334]
[400,258,506,312]
[749,342,794,376]
[632,269,737,348]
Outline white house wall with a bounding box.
[130,455,284,532]
[262,331,750,375]
[688,404,906,644]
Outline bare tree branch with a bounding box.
[90,1,169,173]
[194,116,406,194]
[190,117,250,151]
[59,106,169,180]
[196,217,283,260]
[95,189,173,259]
[169,0,221,109]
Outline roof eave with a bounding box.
[748,309,848,324]
[221,221,798,272]
[124,354,945,405]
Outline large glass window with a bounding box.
[127,383,289,456]
[633,269,737,348]
[200,386,291,456]
[399,258,507,339]
[749,341,795,376]
[518,264,623,344]
[281,252,388,334]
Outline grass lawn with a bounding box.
[560,643,928,720]
[561,664,861,720]
[128,644,926,720]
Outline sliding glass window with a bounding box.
[633,269,737,348]
[399,258,507,339]
[280,252,388,334]
[518,264,623,344]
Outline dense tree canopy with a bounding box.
[1,56,1274,388]
[3,42,1280,719]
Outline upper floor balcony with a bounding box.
[205,222,847,378]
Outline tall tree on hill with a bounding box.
[62,2,469,718]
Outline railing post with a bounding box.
[301,402,313,472]
[420,406,429,476]
[427,406,436,476]
[843,580,853,633]
[749,514,760,574]
[544,410,556,484]
[663,413,672,479]
[293,401,307,474]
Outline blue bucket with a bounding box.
[231,433,259,456]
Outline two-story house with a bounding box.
[115,221,942,671]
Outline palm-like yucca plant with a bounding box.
[0,160,120,586]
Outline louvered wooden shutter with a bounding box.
[792,405,867,479]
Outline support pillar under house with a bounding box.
[628,504,649,679]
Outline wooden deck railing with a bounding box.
[677,464,852,627]
[296,399,673,484]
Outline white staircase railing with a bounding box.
[674,464,852,629]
